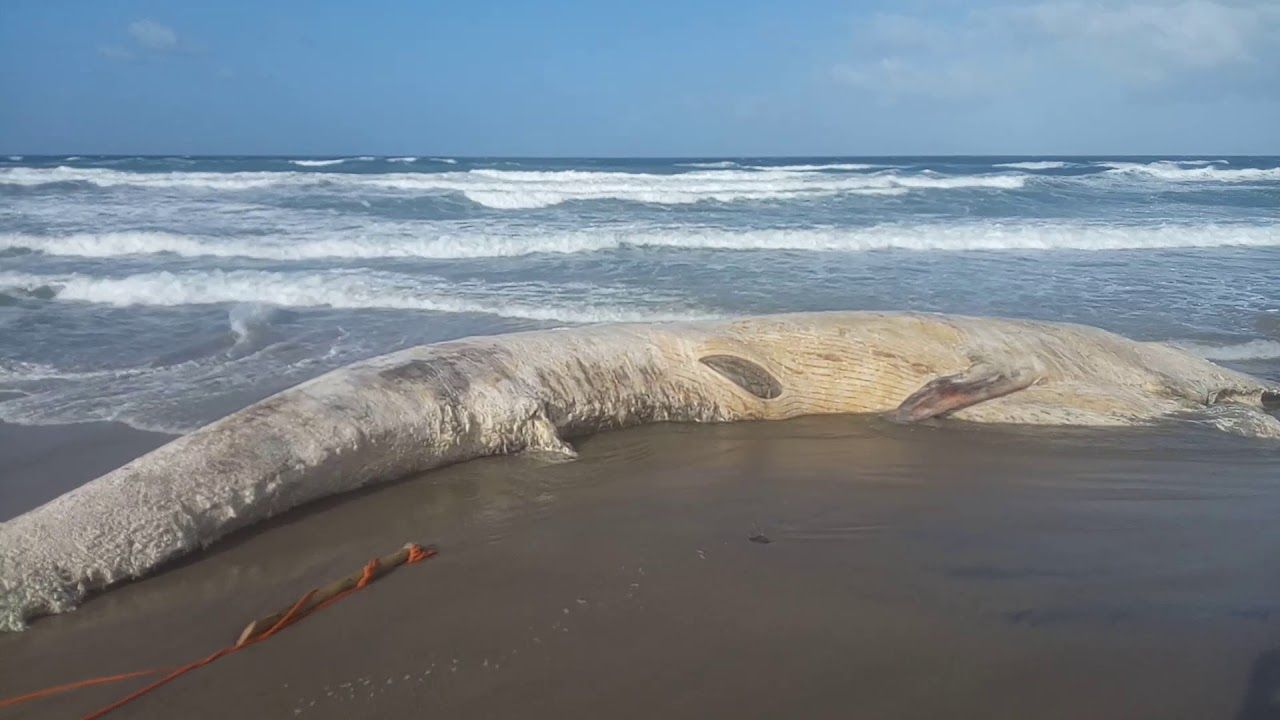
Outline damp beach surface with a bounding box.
[0,421,174,522]
[3,416,1279,719]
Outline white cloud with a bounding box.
[100,19,185,62]
[1017,1,1276,81]
[834,1,1280,99]
[127,19,179,52]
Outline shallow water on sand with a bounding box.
[3,416,1279,719]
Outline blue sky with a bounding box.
[2,0,1277,155]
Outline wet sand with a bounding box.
[0,421,174,522]
[2,416,1280,719]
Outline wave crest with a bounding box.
[994,161,1071,170]
[4,223,1275,261]
[1101,161,1279,182]
[1180,339,1280,361]
[0,166,1025,207]
[288,156,376,167]
[0,269,715,323]
[289,159,347,167]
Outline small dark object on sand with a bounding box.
[749,533,772,544]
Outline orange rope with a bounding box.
[405,543,432,564]
[0,543,437,719]
[0,669,163,709]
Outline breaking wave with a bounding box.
[1180,339,1280,362]
[678,161,884,171]
[0,166,304,190]
[753,163,884,171]
[288,156,376,167]
[3,223,1275,261]
[0,269,715,323]
[994,161,1071,170]
[450,169,1019,208]
[1101,161,1279,182]
[0,166,1024,207]
[289,159,347,167]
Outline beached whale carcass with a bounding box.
[2,311,1278,631]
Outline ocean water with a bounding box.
[0,155,1277,434]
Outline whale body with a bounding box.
[2,311,1277,631]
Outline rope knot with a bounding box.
[406,543,437,564]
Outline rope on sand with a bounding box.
[0,542,437,719]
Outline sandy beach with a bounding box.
[0,421,174,522]
[3,416,1279,719]
[5,2,1279,717]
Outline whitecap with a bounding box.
[993,161,1071,170]
[443,168,1023,208]
[749,163,883,171]
[289,158,348,167]
[0,165,1025,207]
[1179,339,1280,362]
[6,222,1276,261]
[675,161,741,169]
[0,269,716,324]
[1101,161,1279,182]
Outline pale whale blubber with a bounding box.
[1,311,1277,632]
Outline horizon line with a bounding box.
[4,152,1278,159]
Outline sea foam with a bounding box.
[0,269,715,323]
[752,163,884,171]
[288,156,376,167]
[289,159,349,167]
[4,223,1276,261]
[1181,339,1280,362]
[0,166,1026,208]
[994,161,1071,170]
[1101,161,1280,182]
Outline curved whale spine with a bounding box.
[2,312,1277,632]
